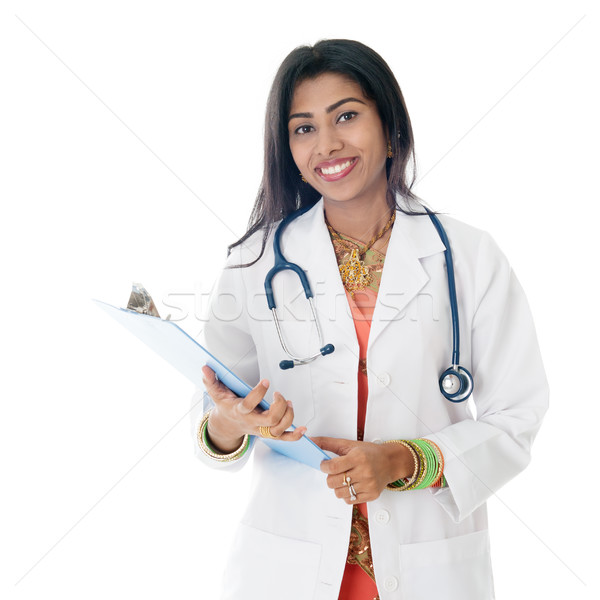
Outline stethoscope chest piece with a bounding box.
[439,366,474,402]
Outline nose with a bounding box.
[315,125,342,157]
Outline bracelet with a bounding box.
[412,439,436,489]
[197,410,250,462]
[421,438,445,487]
[384,440,419,491]
[432,474,448,488]
[404,440,428,490]
[384,438,446,491]
[385,439,426,491]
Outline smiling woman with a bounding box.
[228,39,420,268]
[288,74,389,225]
[191,39,548,600]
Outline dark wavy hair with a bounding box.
[229,39,423,264]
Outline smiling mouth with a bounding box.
[316,158,357,181]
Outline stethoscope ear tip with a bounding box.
[279,360,295,370]
[320,344,335,356]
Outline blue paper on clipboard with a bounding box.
[93,297,330,470]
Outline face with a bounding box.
[288,72,389,209]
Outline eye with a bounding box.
[337,111,357,123]
[293,124,314,135]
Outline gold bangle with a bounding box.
[197,410,250,462]
[400,440,428,491]
[384,440,419,491]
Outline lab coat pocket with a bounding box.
[398,529,494,600]
[222,523,322,600]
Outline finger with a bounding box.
[201,366,237,401]
[237,379,270,415]
[312,437,356,456]
[335,483,358,503]
[201,365,215,380]
[309,436,326,449]
[256,399,300,438]
[334,486,348,499]
[326,471,354,490]
[257,392,288,426]
[317,439,358,475]
[320,452,356,476]
[273,426,307,442]
[264,398,302,437]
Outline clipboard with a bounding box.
[93,297,330,470]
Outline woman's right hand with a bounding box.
[201,365,306,453]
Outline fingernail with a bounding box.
[261,379,270,388]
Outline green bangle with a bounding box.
[424,440,439,488]
[421,438,444,487]
[412,439,437,489]
[197,411,250,462]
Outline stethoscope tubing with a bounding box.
[264,204,316,310]
[265,204,473,400]
[425,210,461,367]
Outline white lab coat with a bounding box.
[192,199,548,600]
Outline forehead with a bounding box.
[289,72,369,113]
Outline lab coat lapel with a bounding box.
[368,211,446,348]
[281,200,358,352]
[279,202,447,355]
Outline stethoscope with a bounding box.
[264,205,474,402]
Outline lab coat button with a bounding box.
[384,576,399,591]
[375,509,390,524]
[376,372,391,387]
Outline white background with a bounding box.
[1,1,598,598]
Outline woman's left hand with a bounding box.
[311,437,414,504]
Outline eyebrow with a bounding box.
[288,97,367,121]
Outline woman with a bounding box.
[193,39,548,600]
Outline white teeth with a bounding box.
[320,159,353,175]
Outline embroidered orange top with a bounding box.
[330,238,386,600]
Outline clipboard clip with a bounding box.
[127,283,161,318]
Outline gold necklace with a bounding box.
[325,211,395,295]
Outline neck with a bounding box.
[323,197,393,245]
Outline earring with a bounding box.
[387,140,393,159]
[300,172,307,183]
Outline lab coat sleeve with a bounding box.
[190,246,261,471]
[427,231,549,522]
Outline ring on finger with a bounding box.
[344,473,351,486]
[349,483,357,501]
[258,425,279,439]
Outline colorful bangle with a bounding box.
[384,438,446,491]
[407,440,431,490]
[415,440,439,489]
[421,438,445,487]
[401,440,428,491]
[197,410,250,462]
[433,475,448,488]
[384,440,419,491]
